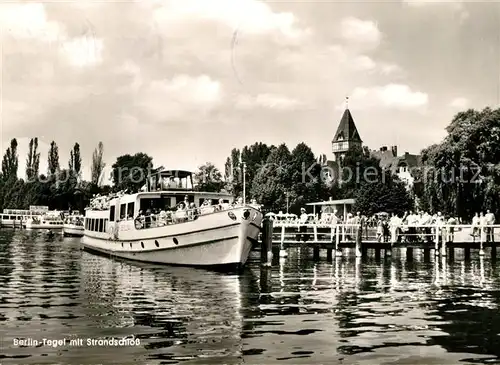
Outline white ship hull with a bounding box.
[63,224,84,237]
[25,222,64,230]
[81,206,262,271]
[0,219,24,228]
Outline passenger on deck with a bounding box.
[135,210,145,229]
[158,209,167,226]
[175,203,188,222]
[145,209,152,228]
[188,202,198,220]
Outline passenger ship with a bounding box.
[81,170,263,271]
[0,206,50,228]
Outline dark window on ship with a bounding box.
[98,219,103,232]
[92,219,95,231]
[109,206,115,222]
[104,219,108,232]
[120,204,126,219]
[127,203,134,218]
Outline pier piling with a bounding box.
[434,226,440,256]
[326,248,333,262]
[464,247,471,260]
[355,223,362,258]
[313,247,320,261]
[480,228,485,256]
[423,248,431,262]
[440,228,447,257]
[335,226,342,257]
[406,247,413,262]
[261,218,273,266]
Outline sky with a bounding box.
[1,0,500,181]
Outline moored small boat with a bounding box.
[0,206,50,228]
[63,215,84,237]
[25,211,64,230]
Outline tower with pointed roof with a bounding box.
[332,97,362,165]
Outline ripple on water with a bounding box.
[3,236,500,363]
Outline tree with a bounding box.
[91,141,105,185]
[1,138,19,181]
[224,143,274,198]
[251,143,292,212]
[417,107,500,220]
[337,144,382,199]
[47,141,60,175]
[287,142,329,213]
[69,142,82,176]
[194,162,224,192]
[111,152,153,192]
[353,173,413,216]
[26,137,40,181]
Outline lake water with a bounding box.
[1,229,500,365]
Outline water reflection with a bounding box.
[3,233,500,364]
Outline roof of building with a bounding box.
[307,198,355,206]
[371,149,422,173]
[332,109,362,143]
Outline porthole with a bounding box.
[155,240,159,247]
[228,211,237,221]
[141,242,144,248]
[243,210,250,220]
[129,242,132,248]
[121,242,124,248]
[173,238,179,245]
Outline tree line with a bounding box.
[194,142,413,216]
[2,106,493,219]
[0,138,155,212]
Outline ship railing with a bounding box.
[133,204,248,229]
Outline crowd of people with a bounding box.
[134,196,259,229]
[272,208,497,243]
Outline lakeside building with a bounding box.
[319,104,422,193]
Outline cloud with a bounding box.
[135,75,223,122]
[449,97,469,109]
[60,36,104,67]
[403,0,469,21]
[340,17,382,50]
[152,0,310,38]
[350,84,429,110]
[235,93,302,110]
[327,46,403,75]
[0,3,65,42]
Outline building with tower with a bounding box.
[331,107,362,165]
[318,99,422,191]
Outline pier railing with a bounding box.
[267,221,500,255]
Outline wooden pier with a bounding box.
[258,218,500,263]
